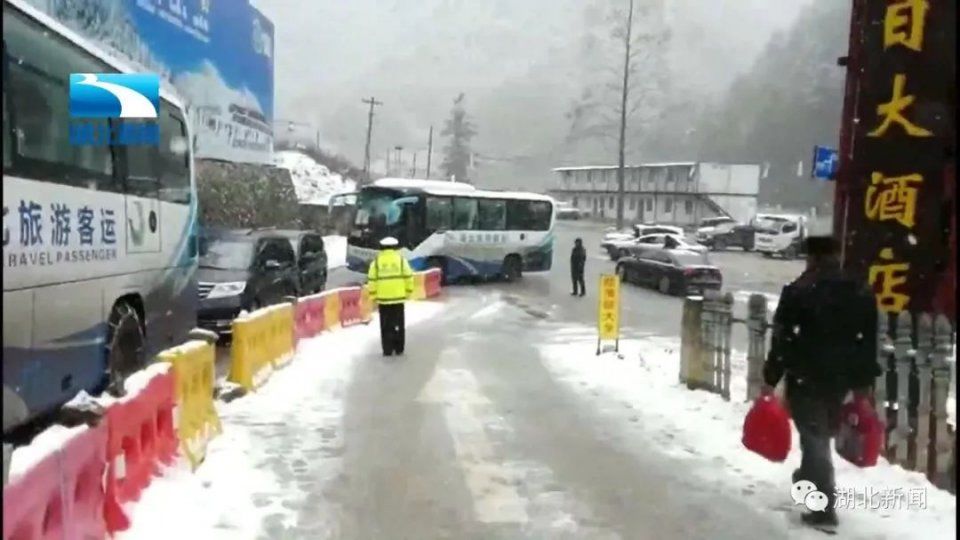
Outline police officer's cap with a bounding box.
[379,237,399,248]
[803,235,838,256]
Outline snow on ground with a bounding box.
[323,235,347,269]
[538,328,956,540]
[273,151,356,206]
[118,301,446,540]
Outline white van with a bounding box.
[753,214,807,259]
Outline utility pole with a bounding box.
[615,0,634,230]
[426,126,434,179]
[411,152,418,177]
[395,146,403,177]
[361,97,383,184]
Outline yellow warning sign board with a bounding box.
[597,273,621,344]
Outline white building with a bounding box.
[550,162,761,226]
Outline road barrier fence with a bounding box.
[3,269,446,537]
[680,290,956,492]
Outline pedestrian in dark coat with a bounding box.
[571,238,586,296]
[762,236,881,530]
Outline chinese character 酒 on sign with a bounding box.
[865,172,922,229]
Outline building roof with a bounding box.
[552,162,697,172]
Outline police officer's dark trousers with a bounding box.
[378,303,405,355]
[788,379,843,513]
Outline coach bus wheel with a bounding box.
[104,301,146,397]
[502,255,522,283]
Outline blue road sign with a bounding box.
[812,145,839,181]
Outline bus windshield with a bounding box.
[351,188,417,248]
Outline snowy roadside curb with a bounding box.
[538,333,956,540]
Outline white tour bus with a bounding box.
[2,0,199,433]
[346,178,555,282]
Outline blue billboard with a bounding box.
[27,0,275,164]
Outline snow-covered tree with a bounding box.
[440,93,477,184]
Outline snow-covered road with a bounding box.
[121,288,955,540]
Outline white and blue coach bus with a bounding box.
[346,179,555,282]
[2,0,199,433]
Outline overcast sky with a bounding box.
[253,0,812,187]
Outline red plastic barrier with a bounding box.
[742,393,792,462]
[424,269,442,298]
[294,298,313,343]
[59,423,108,540]
[338,288,363,327]
[295,295,331,342]
[310,295,327,335]
[104,369,178,533]
[2,451,64,540]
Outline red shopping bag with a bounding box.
[836,394,884,467]
[742,393,792,462]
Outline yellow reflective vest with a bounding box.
[367,249,414,305]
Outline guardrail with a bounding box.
[3,268,446,536]
[679,290,956,492]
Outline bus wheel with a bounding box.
[104,301,146,397]
[502,255,522,283]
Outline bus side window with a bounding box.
[425,197,452,233]
[478,199,506,231]
[452,197,478,230]
[122,131,159,198]
[159,105,191,204]
[3,8,118,191]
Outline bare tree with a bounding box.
[566,0,670,229]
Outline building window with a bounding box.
[685,199,694,214]
[608,196,615,209]
[646,198,654,211]
[629,197,636,210]
[572,196,579,207]
[664,197,673,213]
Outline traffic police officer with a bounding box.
[367,237,415,356]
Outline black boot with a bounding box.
[792,468,803,484]
[801,510,839,530]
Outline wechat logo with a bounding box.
[791,480,830,512]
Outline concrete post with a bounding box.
[745,293,768,402]
[680,296,703,387]
[892,311,913,464]
[914,314,933,475]
[719,292,734,401]
[930,315,954,486]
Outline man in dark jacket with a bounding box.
[571,238,586,296]
[762,236,881,530]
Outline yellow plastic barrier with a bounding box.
[324,291,341,329]
[410,272,427,300]
[157,340,221,470]
[228,303,295,392]
[360,288,376,321]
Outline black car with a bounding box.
[615,248,722,296]
[698,224,756,251]
[275,230,328,294]
[196,229,301,335]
